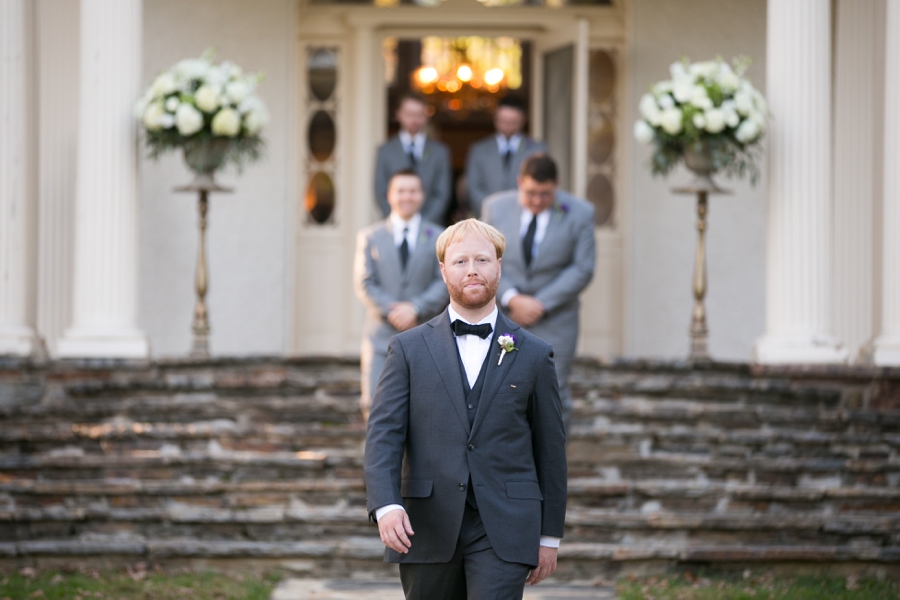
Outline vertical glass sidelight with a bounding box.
[587,48,616,228]
[304,48,339,225]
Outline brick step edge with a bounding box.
[1,539,899,563]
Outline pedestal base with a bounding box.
[57,327,149,359]
[0,325,42,356]
[753,334,849,364]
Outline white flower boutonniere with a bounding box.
[497,334,518,366]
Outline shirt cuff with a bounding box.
[374,504,405,521]
[539,536,561,548]
[500,288,519,308]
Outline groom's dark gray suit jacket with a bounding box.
[364,309,567,568]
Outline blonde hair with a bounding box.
[435,218,506,263]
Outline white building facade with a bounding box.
[1,0,897,365]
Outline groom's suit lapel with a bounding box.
[423,312,471,436]
[470,312,522,439]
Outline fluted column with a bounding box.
[831,0,878,362]
[754,0,847,364]
[56,0,149,359]
[871,0,900,365]
[0,0,40,356]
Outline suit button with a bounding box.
[467,444,475,451]
[458,483,466,491]
[467,404,474,410]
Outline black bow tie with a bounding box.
[451,320,493,339]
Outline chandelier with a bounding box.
[412,37,522,111]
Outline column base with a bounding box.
[859,335,900,367]
[56,327,149,359]
[753,333,849,364]
[0,325,42,356]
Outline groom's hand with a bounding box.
[377,508,414,553]
[525,546,557,586]
[387,302,418,331]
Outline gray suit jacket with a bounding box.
[375,136,452,224]
[465,135,547,217]
[364,310,567,567]
[481,190,596,363]
[353,219,449,352]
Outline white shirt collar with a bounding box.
[399,131,426,155]
[495,133,522,154]
[389,212,421,248]
[448,304,498,329]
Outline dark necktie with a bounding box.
[407,145,418,170]
[503,146,513,171]
[451,320,493,339]
[523,214,538,267]
[399,227,409,270]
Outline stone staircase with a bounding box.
[1,357,899,579]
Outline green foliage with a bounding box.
[617,571,899,600]
[0,567,281,600]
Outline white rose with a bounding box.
[660,108,683,135]
[151,72,177,97]
[692,113,706,129]
[735,118,760,143]
[734,92,753,116]
[244,109,268,135]
[165,96,180,112]
[174,58,211,81]
[142,102,166,131]
[633,119,655,144]
[704,108,726,134]
[669,61,690,83]
[205,65,229,86]
[689,86,712,110]
[639,93,661,125]
[225,80,251,104]
[658,93,675,109]
[724,107,740,128]
[673,81,693,103]
[157,113,175,129]
[221,61,243,79]
[211,107,241,137]
[238,95,263,114]
[689,61,717,79]
[194,85,221,113]
[175,104,204,136]
[718,70,740,92]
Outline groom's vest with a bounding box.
[455,344,491,509]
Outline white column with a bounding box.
[57,0,149,359]
[754,0,847,364]
[0,0,40,356]
[36,0,80,356]
[831,0,878,362]
[871,0,900,365]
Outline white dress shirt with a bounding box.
[399,131,426,161]
[495,133,522,156]
[500,206,552,308]
[375,304,560,549]
[389,212,421,254]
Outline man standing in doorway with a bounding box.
[375,93,452,225]
[465,96,547,217]
[354,168,449,419]
[481,153,595,433]
[365,218,567,599]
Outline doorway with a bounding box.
[383,37,534,222]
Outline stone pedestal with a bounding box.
[754,0,847,364]
[56,0,149,359]
[0,0,40,356]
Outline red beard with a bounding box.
[446,274,500,311]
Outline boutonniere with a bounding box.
[418,227,434,246]
[497,334,518,365]
[553,201,570,216]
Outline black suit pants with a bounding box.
[399,504,531,600]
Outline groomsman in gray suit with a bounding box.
[354,168,449,418]
[365,218,566,599]
[481,154,595,432]
[465,96,547,217]
[375,94,452,225]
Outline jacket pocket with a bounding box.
[401,479,433,498]
[505,481,543,500]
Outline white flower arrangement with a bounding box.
[134,49,269,173]
[633,56,768,184]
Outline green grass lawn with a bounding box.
[616,571,900,600]
[0,566,281,600]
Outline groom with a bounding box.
[364,219,567,599]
